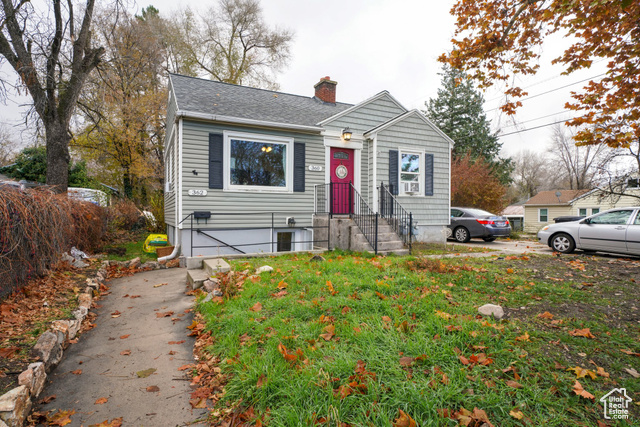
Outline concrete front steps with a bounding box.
[187,258,230,289]
[350,220,409,256]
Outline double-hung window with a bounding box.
[224,132,293,192]
[400,151,422,195]
[539,208,548,222]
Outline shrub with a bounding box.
[107,199,140,232]
[0,187,106,299]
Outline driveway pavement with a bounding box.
[37,268,206,426]
[432,239,553,258]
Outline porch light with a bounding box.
[342,127,352,141]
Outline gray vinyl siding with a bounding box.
[376,114,450,226]
[179,119,324,228]
[164,83,178,227]
[323,95,406,133]
[360,140,370,205]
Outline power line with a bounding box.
[486,73,607,112]
[499,119,572,137]
[500,110,570,128]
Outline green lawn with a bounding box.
[197,251,640,426]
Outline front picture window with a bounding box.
[229,138,287,188]
[400,152,421,194]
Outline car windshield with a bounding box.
[465,208,496,217]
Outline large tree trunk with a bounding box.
[45,121,71,192]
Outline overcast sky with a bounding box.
[0,0,607,158]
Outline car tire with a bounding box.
[482,237,496,242]
[550,233,575,254]
[453,227,471,243]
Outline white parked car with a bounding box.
[537,207,640,255]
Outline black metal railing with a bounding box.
[350,183,378,254]
[379,182,413,253]
[178,211,330,257]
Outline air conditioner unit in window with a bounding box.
[403,182,420,194]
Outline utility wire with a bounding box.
[500,110,570,128]
[499,119,571,137]
[486,73,607,112]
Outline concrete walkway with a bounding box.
[429,239,553,258]
[37,268,207,426]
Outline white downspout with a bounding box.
[372,135,378,212]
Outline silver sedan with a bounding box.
[537,207,640,255]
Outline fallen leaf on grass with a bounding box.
[153,282,168,288]
[455,407,494,427]
[0,346,19,358]
[178,364,194,371]
[509,409,524,420]
[399,356,414,367]
[95,397,108,405]
[319,324,335,341]
[621,349,640,357]
[375,291,387,300]
[506,380,522,389]
[596,366,610,378]
[393,409,417,427]
[71,369,82,375]
[119,334,130,339]
[567,366,596,379]
[146,385,160,392]
[136,368,156,378]
[120,350,131,356]
[515,332,530,342]
[168,340,185,345]
[572,380,595,400]
[625,368,640,378]
[538,312,554,320]
[47,409,76,426]
[506,268,514,274]
[249,302,263,312]
[568,328,595,339]
[257,374,266,388]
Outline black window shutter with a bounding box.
[208,133,223,189]
[424,153,434,196]
[389,150,398,195]
[293,142,305,192]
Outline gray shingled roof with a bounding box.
[170,74,353,128]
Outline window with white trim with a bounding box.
[224,132,292,192]
[400,151,422,195]
[539,208,548,222]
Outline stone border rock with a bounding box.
[0,257,178,427]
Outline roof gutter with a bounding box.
[175,110,323,133]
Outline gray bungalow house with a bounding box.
[164,74,452,256]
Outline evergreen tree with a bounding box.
[426,65,512,184]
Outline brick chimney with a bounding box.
[314,76,337,104]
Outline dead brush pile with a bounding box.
[0,187,106,298]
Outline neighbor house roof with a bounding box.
[170,74,353,129]
[502,205,524,216]
[524,189,591,206]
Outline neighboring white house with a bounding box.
[164,74,453,256]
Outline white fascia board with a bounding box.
[175,110,323,133]
[316,91,407,126]
[364,109,455,150]
[568,189,597,203]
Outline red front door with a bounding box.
[330,147,354,214]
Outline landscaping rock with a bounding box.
[128,257,142,269]
[61,253,75,264]
[166,258,180,268]
[256,265,273,274]
[310,255,326,262]
[202,293,214,304]
[478,304,504,320]
[141,261,159,270]
[67,319,81,339]
[72,259,89,268]
[31,331,63,371]
[78,292,92,310]
[212,290,223,297]
[0,385,31,427]
[17,363,45,398]
[50,320,70,342]
[73,307,88,321]
[85,278,99,290]
[203,278,220,293]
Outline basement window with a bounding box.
[277,232,293,252]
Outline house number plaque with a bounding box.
[188,189,208,196]
[308,165,322,172]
